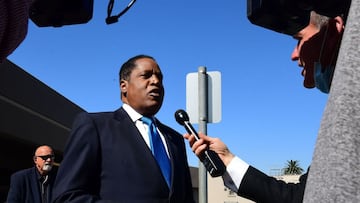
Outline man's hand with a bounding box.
[184,132,235,166]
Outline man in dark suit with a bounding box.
[7,145,57,203]
[184,10,347,203]
[52,55,195,203]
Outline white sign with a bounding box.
[186,71,221,123]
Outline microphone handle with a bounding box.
[183,121,226,177]
[183,122,200,140]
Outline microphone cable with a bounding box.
[106,0,137,24]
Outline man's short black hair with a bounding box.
[119,54,156,82]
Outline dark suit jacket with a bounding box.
[238,166,308,203]
[7,166,57,203]
[52,108,195,203]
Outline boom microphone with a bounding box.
[175,109,225,177]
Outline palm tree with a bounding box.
[283,160,304,175]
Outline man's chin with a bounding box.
[42,164,53,172]
[304,85,315,89]
[142,103,162,116]
[304,80,315,89]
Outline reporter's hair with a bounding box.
[310,11,331,29]
[310,9,349,30]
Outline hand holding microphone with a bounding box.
[175,109,226,177]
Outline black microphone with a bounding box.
[175,109,226,177]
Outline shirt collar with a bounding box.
[122,104,148,122]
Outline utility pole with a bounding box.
[198,66,208,203]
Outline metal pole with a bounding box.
[198,66,208,203]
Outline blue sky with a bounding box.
[8,0,328,174]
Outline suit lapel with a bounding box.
[113,108,152,154]
[113,108,166,171]
[30,167,42,203]
[113,108,172,193]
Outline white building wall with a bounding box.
[207,173,301,203]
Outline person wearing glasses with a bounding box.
[6,145,57,203]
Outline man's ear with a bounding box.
[334,16,345,33]
[120,80,127,97]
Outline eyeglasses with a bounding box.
[36,155,55,161]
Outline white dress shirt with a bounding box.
[122,104,170,157]
[222,156,250,192]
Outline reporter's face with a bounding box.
[291,23,322,88]
[121,58,164,116]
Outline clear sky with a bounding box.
[8,0,328,174]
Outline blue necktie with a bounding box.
[141,116,171,187]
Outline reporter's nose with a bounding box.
[291,46,299,61]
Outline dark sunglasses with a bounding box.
[37,155,55,160]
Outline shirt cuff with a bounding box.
[222,156,249,192]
